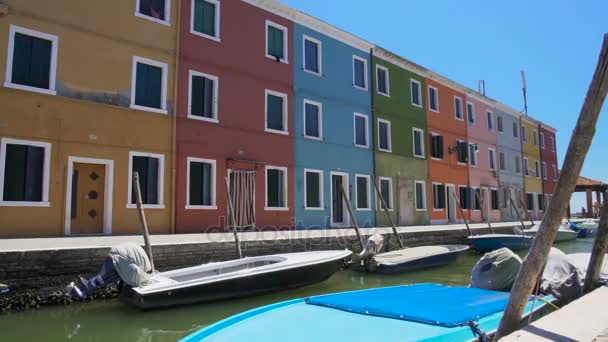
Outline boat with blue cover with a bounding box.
[180,283,554,342]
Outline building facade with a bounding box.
[540,125,559,207]
[521,116,544,220]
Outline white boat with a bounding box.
[525,223,578,242]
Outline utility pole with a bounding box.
[521,71,528,116]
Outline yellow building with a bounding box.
[521,116,543,219]
[0,0,177,237]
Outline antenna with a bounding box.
[478,80,486,96]
[521,70,528,116]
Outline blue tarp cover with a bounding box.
[306,283,516,328]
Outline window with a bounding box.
[186,157,216,209]
[535,160,540,178]
[540,132,545,148]
[304,169,323,210]
[378,119,392,152]
[454,96,463,120]
[354,113,369,148]
[497,115,504,133]
[515,155,522,174]
[0,138,51,206]
[136,0,170,25]
[303,99,322,140]
[499,151,506,171]
[537,193,544,211]
[522,125,528,142]
[489,148,496,170]
[524,157,529,176]
[131,56,168,114]
[415,181,427,211]
[303,35,322,75]
[533,129,538,146]
[432,183,446,210]
[491,189,499,210]
[526,193,535,211]
[265,90,288,134]
[266,21,288,63]
[459,186,470,210]
[352,56,368,90]
[471,188,481,210]
[550,136,555,152]
[128,152,165,208]
[487,111,494,131]
[502,189,509,209]
[552,164,558,180]
[379,177,393,210]
[5,25,58,95]
[428,86,439,112]
[355,175,371,210]
[376,65,390,96]
[469,143,478,166]
[430,133,444,159]
[457,140,468,164]
[467,102,475,124]
[411,79,422,107]
[188,70,218,122]
[413,128,425,158]
[191,0,220,41]
[513,122,519,139]
[265,166,287,210]
[542,162,547,180]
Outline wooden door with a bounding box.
[398,179,414,226]
[70,163,105,234]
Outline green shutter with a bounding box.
[135,63,163,109]
[189,162,203,205]
[202,163,212,205]
[191,75,204,117]
[194,0,216,37]
[3,144,27,201]
[306,172,320,208]
[380,180,390,209]
[266,94,284,131]
[357,177,368,209]
[267,26,284,59]
[12,33,52,90]
[305,103,319,137]
[267,169,280,207]
[24,146,44,201]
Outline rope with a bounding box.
[464,321,489,342]
[536,297,560,310]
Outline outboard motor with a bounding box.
[470,248,522,291]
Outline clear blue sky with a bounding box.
[282,0,608,213]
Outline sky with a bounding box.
[282,0,608,213]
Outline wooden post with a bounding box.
[225,177,243,259]
[371,175,404,249]
[133,172,155,273]
[494,34,608,340]
[583,200,608,293]
[519,196,536,226]
[340,183,365,251]
[452,189,473,236]
[509,192,527,234]
[475,189,494,234]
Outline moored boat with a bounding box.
[525,223,578,242]
[571,220,599,238]
[468,234,534,252]
[362,245,471,273]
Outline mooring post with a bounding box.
[371,175,404,249]
[133,172,155,273]
[509,193,527,234]
[452,190,473,237]
[583,200,608,293]
[225,177,243,259]
[475,189,494,234]
[340,183,365,252]
[519,197,536,227]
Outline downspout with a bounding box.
[170,0,182,234]
[370,48,377,227]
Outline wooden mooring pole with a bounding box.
[509,193,527,234]
[371,175,404,249]
[583,200,608,293]
[452,190,473,237]
[495,34,608,340]
[133,172,155,273]
[340,183,365,251]
[225,177,243,259]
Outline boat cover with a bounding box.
[306,283,522,327]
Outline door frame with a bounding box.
[329,171,350,227]
[445,183,456,223]
[226,168,257,228]
[64,157,114,235]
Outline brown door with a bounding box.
[70,163,105,234]
[398,178,414,226]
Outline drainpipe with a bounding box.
[170,0,182,234]
[370,48,377,227]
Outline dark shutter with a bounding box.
[71,170,78,218]
[191,75,204,117]
[304,39,319,73]
[267,94,284,131]
[12,33,51,90]
[459,187,468,209]
[430,134,436,158]
[193,0,216,36]
[11,33,32,87]
[3,144,26,201]
[491,190,499,210]
[189,162,203,205]
[380,180,390,209]
[132,156,159,205]
[379,123,388,150]
[378,69,387,93]
[24,146,44,201]
[538,194,544,211]
[411,81,420,105]
[267,169,279,207]
[437,136,444,159]
[135,63,162,109]
[357,177,368,209]
[202,163,212,206]
[203,77,214,118]
[267,26,284,59]
[415,183,424,210]
[305,172,320,208]
[146,157,159,205]
[438,184,446,209]
[355,116,366,146]
[354,59,365,87]
[305,103,319,137]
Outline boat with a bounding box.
[468,234,534,253]
[525,223,578,242]
[119,250,352,310]
[179,283,554,342]
[570,220,599,238]
[360,244,471,273]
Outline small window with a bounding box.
[266,21,288,63]
[537,193,544,211]
[265,90,288,134]
[188,70,218,122]
[304,169,323,210]
[467,102,475,124]
[303,35,322,75]
[540,132,545,148]
[542,162,547,180]
[428,86,439,112]
[552,164,558,180]
[303,100,322,140]
[491,190,499,210]
[459,186,470,210]
[513,122,519,139]
[432,183,446,210]
[355,175,370,210]
[379,177,393,210]
[524,157,529,176]
[191,0,220,40]
[550,136,555,152]
[535,160,541,178]
[131,56,168,114]
[136,0,170,25]
[499,151,506,171]
[376,65,390,96]
[501,189,509,209]
[497,115,503,133]
[187,157,216,209]
[354,113,369,148]
[353,56,368,90]
[515,155,522,174]
[378,119,392,152]
[411,79,422,107]
[0,138,51,206]
[522,125,528,142]
[129,152,164,208]
[489,148,496,170]
[471,188,481,210]
[526,193,535,211]
[454,97,463,120]
[430,134,444,159]
[533,129,538,146]
[415,181,426,211]
[265,166,287,210]
[469,143,478,166]
[457,140,468,164]
[413,128,425,158]
[487,111,494,131]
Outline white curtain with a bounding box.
[229,170,256,230]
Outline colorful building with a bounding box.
[540,125,559,207]
[372,49,429,226]
[521,116,544,219]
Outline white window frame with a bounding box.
[378,176,393,211]
[469,142,478,167]
[130,56,169,114]
[352,55,368,91]
[303,168,324,210]
[415,180,427,212]
[498,151,506,171]
[428,85,439,113]
[355,174,371,211]
[523,157,530,176]
[185,157,217,210]
[187,69,219,123]
[456,139,467,165]
[542,161,547,180]
[497,115,504,133]
[432,182,444,212]
[127,151,165,209]
[515,155,522,174]
[552,164,558,180]
[190,0,221,42]
[265,20,289,64]
[488,148,496,171]
[533,129,539,146]
[487,111,494,132]
[540,132,545,149]
[0,138,51,207]
[467,102,475,125]
[535,160,541,179]
[430,132,443,161]
[454,96,463,120]
[302,35,322,76]
[353,112,369,148]
[264,165,288,211]
[303,99,323,141]
[264,89,289,135]
[412,127,425,159]
[135,0,171,26]
[5,25,58,96]
[375,64,390,97]
[377,118,392,153]
[410,79,423,108]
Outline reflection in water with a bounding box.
[0,239,593,342]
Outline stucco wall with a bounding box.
[540,126,558,196]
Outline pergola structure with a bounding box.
[571,175,608,218]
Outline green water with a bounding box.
[0,239,594,342]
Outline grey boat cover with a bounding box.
[540,248,584,304]
[470,248,522,291]
[109,243,155,287]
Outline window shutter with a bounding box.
[202,163,212,206]
[267,94,284,131]
[189,162,203,206]
[357,177,368,209]
[305,40,318,72]
[355,116,366,145]
[11,33,33,87]
[3,144,27,201]
[202,0,216,36]
[24,146,44,201]
[305,103,319,137]
[30,36,52,89]
[380,181,390,209]
[132,156,147,204]
[135,63,149,108]
[439,185,446,209]
[146,157,159,205]
[267,169,279,207]
[268,26,283,59]
[203,77,214,118]
[306,172,320,208]
[191,76,204,116]
[437,136,444,159]
[147,65,163,109]
[71,170,78,218]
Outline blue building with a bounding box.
[292,20,376,229]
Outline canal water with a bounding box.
[0,238,594,341]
